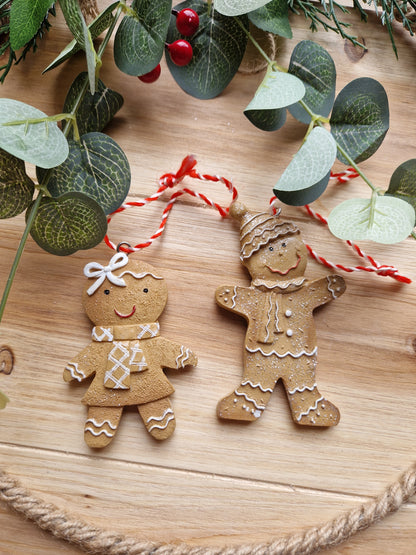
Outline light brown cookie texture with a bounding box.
[216,202,345,428]
[64,253,197,448]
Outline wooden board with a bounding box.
[1,3,416,553]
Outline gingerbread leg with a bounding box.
[281,355,340,427]
[84,406,123,448]
[138,397,176,440]
[217,352,276,422]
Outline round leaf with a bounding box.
[274,127,337,192]
[114,0,172,76]
[244,67,305,111]
[245,106,286,131]
[248,0,292,38]
[63,72,124,136]
[288,40,336,124]
[328,196,415,244]
[385,159,416,212]
[330,77,389,164]
[215,0,270,16]
[274,171,330,206]
[166,0,248,100]
[37,132,130,215]
[0,99,69,169]
[0,148,35,219]
[27,192,107,256]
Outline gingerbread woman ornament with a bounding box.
[216,202,345,427]
[64,252,197,447]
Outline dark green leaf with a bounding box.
[215,0,269,15]
[27,192,107,256]
[9,0,54,51]
[274,171,331,206]
[59,0,85,46]
[244,106,286,131]
[166,0,248,99]
[385,159,416,212]
[63,72,124,136]
[37,132,130,215]
[288,40,336,124]
[114,0,171,76]
[248,0,292,38]
[43,2,119,73]
[0,148,35,219]
[330,77,389,164]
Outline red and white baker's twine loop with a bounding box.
[105,155,411,284]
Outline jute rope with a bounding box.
[1,462,416,554]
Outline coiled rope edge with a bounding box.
[1,462,416,554]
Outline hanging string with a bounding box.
[105,156,411,284]
[104,155,238,253]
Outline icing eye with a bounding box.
[268,246,274,251]
[281,242,287,248]
[104,289,110,295]
[143,288,149,293]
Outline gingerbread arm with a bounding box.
[215,285,255,318]
[63,343,99,383]
[153,337,198,370]
[305,275,346,309]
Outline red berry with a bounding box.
[175,8,199,37]
[138,64,161,83]
[167,40,193,66]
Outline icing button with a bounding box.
[285,309,292,317]
[286,329,293,337]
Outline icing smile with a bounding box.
[114,305,136,318]
[266,254,301,275]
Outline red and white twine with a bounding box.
[105,155,411,284]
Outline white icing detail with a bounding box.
[234,390,266,410]
[253,277,306,290]
[86,418,117,430]
[85,426,114,438]
[285,309,292,317]
[253,410,262,418]
[246,346,318,357]
[175,346,191,368]
[118,270,163,281]
[326,276,337,299]
[264,295,273,342]
[105,342,132,389]
[288,383,317,395]
[296,396,324,421]
[230,286,238,309]
[146,408,174,424]
[286,329,293,337]
[148,414,175,432]
[92,327,113,342]
[66,362,85,382]
[136,322,160,338]
[84,252,129,295]
[241,380,273,393]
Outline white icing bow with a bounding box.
[84,252,129,296]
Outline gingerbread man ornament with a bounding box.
[64,252,197,447]
[216,202,345,427]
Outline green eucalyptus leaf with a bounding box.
[166,0,248,100]
[274,127,337,193]
[328,196,415,244]
[37,132,130,215]
[245,106,286,131]
[330,77,389,164]
[0,390,9,409]
[244,66,305,113]
[0,99,69,169]
[0,148,35,219]
[27,192,107,256]
[248,0,292,38]
[63,72,123,136]
[114,0,171,76]
[9,0,54,51]
[385,159,416,212]
[59,0,85,46]
[215,0,270,16]
[43,2,118,74]
[275,171,331,206]
[288,40,336,124]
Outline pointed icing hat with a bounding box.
[230,202,299,260]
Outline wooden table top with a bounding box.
[1,3,416,553]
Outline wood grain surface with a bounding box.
[1,2,416,553]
